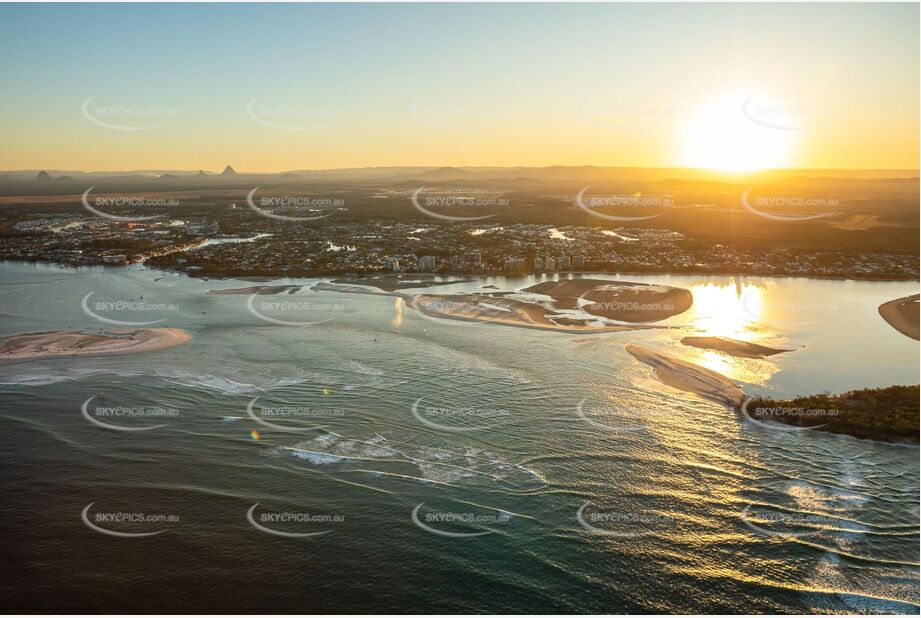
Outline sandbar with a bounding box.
[0,328,191,362]
[208,285,301,295]
[680,336,792,358]
[331,275,473,292]
[523,279,692,322]
[407,293,650,334]
[878,294,919,341]
[625,343,745,407]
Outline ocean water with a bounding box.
[0,261,917,613]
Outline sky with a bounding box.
[0,3,918,172]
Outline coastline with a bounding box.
[1,259,917,284]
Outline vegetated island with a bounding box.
[879,294,920,341]
[681,336,793,358]
[625,343,745,407]
[744,385,919,443]
[0,329,191,363]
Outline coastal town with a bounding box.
[0,214,919,279]
[0,211,917,280]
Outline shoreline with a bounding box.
[1,259,917,284]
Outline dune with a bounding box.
[680,336,792,358]
[523,279,692,323]
[625,343,744,407]
[878,294,920,341]
[0,328,191,362]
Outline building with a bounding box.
[559,255,571,269]
[544,257,556,271]
[418,255,436,271]
[572,255,585,268]
[534,257,543,270]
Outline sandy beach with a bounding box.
[408,293,651,334]
[0,328,191,362]
[625,343,745,407]
[523,279,693,322]
[878,294,920,341]
[680,336,792,358]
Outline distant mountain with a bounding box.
[221,165,237,176]
[34,170,52,181]
[417,167,471,181]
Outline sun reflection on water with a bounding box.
[678,282,781,385]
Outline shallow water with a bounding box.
[0,261,917,613]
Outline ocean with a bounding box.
[0,261,917,613]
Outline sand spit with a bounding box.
[625,343,745,407]
[408,293,650,334]
[330,275,473,292]
[680,336,792,358]
[0,329,191,363]
[523,279,692,323]
[208,285,301,295]
[879,294,920,341]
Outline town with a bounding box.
[1,210,917,280]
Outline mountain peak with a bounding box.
[196,170,208,176]
[221,165,237,176]
[34,170,52,181]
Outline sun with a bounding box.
[678,91,797,172]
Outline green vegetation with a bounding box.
[747,385,919,443]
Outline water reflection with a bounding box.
[392,297,403,329]
[683,282,764,341]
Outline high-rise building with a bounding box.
[559,255,571,269]
[572,255,585,268]
[419,255,436,271]
[545,257,556,271]
[534,257,543,270]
